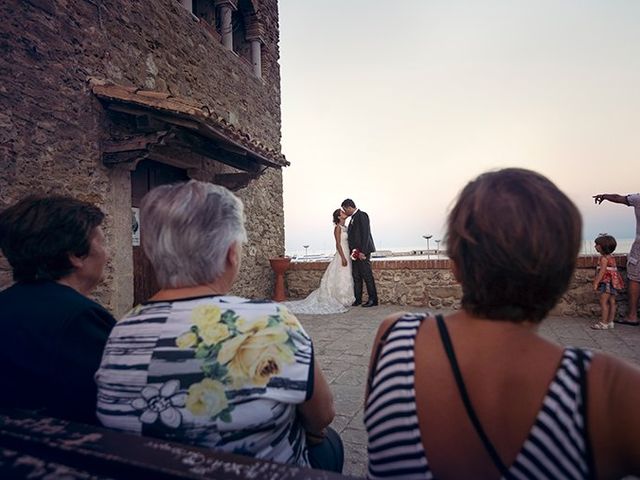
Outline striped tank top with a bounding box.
[365,313,594,479]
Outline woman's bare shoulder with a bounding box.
[591,351,640,392]
[589,352,640,474]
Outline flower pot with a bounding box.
[269,257,292,301]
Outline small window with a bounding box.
[231,10,252,63]
[193,0,216,25]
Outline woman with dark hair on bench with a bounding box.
[365,168,640,479]
[0,195,116,425]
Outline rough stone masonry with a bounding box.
[0,0,286,316]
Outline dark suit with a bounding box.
[347,210,378,304]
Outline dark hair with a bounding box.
[0,195,105,282]
[595,234,617,255]
[445,168,582,323]
[341,199,356,209]
[332,208,342,225]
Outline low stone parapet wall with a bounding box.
[285,255,631,319]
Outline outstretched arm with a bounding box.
[334,225,347,267]
[593,193,629,205]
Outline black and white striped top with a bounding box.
[365,313,594,479]
[96,296,314,466]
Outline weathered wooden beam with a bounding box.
[147,145,204,170]
[103,150,149,166]
[99,107,277,171]
[135,115,167,132]
[166,130,262,173]
[93,82,289,168]
[102,131,169,153]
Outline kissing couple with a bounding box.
[285,199,378,315]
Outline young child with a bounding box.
[592,234,625,329]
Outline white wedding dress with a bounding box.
[284,225,355,314]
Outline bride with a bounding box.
[285,209,355,314]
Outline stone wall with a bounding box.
[285,255,631,319]
[0,0,285,316]
[233,168,284,298]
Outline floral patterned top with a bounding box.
[598,255,625,290]
[95,296,314,466]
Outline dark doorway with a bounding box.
[131,160,189,305]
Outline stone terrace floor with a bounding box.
[296,305,640,478]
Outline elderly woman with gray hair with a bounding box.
[96,180,343,472]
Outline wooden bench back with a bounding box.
[0,409,353,479]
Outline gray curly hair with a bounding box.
[140,180,247,288]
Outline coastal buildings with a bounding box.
[0,0,288,314]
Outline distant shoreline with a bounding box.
[287,238,635,260]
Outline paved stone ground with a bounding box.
[296,306,640,478]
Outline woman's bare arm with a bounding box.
[593,193,629,205]
[334,225,347,267]
[590,354,640,477]
[297,359,335,434]
[593,256,607,290]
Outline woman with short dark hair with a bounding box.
[365,168,640,479]
[0,195,116,424]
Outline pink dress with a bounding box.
[599,256,624,292]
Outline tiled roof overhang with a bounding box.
[91,80,288,172]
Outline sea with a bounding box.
[288,238,635,261]
[579,238,634,256]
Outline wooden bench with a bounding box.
[0,409,354,479]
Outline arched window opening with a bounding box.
[193,0,216,26]
[180,0,264,78]
[232,10,252,64]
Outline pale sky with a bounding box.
[279,0,640,256]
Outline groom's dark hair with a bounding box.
[341,199,356,209]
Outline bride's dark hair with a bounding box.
[333,208,342,225]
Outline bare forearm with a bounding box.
[593,193,629,205]
[334,228,347,263]
[593,257,607,289]
[593,270,605,287]
[298,408,333,434]
[297,361,335,433]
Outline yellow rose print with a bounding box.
[192,305,222,329]
[176,331,198,349]
[218,333,249,365]
[199,323,230,346]
[237,316,269,334]
[185,378,228,418]
[246,343,296,386]
[280,308,300,330]
[218,326,295,387]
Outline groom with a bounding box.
[341,199,378,307]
